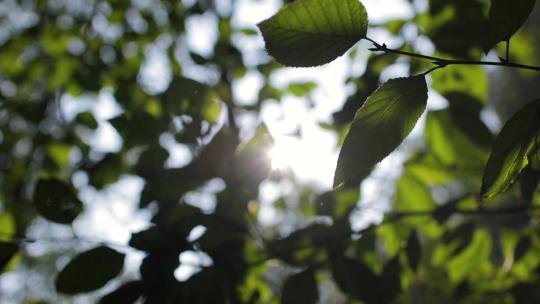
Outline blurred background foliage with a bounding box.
[1,0,540,303]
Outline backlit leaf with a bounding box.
[334,76,428,187]
[258,0,368,67]
[481,98,540,200]
[56,246,125,294]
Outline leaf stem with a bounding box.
[365,37,540,72]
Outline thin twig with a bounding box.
[365,37,540,72]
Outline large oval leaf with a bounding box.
[334,76,428,187]
[258,0,368,67]
[56,246,125,294]
[33,178,83,224]
[484,0,536,52]
[481,98,540,200]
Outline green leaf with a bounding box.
[485,0,536,52]
[75,111,98,130]
[447,229,492,282]
[0,242,18,271]
[425,109,489,172]
[334,76,428,187]
[257,0,368,67]
[56,246,125,294]
[33,178,83,224]
[431,65,488,103]
[100,281,143,304]
[281,268,319,304]
[481,98,540,200]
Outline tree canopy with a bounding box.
[1,0,540,303]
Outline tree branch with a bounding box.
[247,203,538,267]
[365,37,540,72]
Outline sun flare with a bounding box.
[267,135,337,186]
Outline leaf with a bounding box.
[514,236,532,261]
[33,178,83,224]
[380,255,402,304]
[481,98,540,200]
[281,268,319,304]
[519,166,540,201]
[75,111,98,130]
[406,231,421,272]
[334,76,428,187]
[485,0,536,52]
[447,229,492,282]
[425,109,489,172]
[56,246,125,294]
[100,281,143,304]
[331,256,379,303]
[257,0,368,67]
[0,242,18,271]
[431,65,488,103]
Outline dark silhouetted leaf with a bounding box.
[331,256,379,303]
[485,0,536,52]
[381,255,402,303]
[334,76,428,187]
[100,281,143,304]
[281,268,318,304]
[257,0,368,67]
[33,178,83,224]
[406,231,421,271]
[56,246,125,294]
[514,236,532,261]
[0,241,18,271]
[419,0,489,58]
[519,165,540,201]
[481,99,540,200]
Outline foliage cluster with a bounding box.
[1,0,540,303]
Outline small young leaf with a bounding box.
[334,76,428,187]
[281,268,318,304]
[257,0,368,67]
[481,98,540,200]
[56,246,125,294]
[485,0,536,52]
[33,178,83,224]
